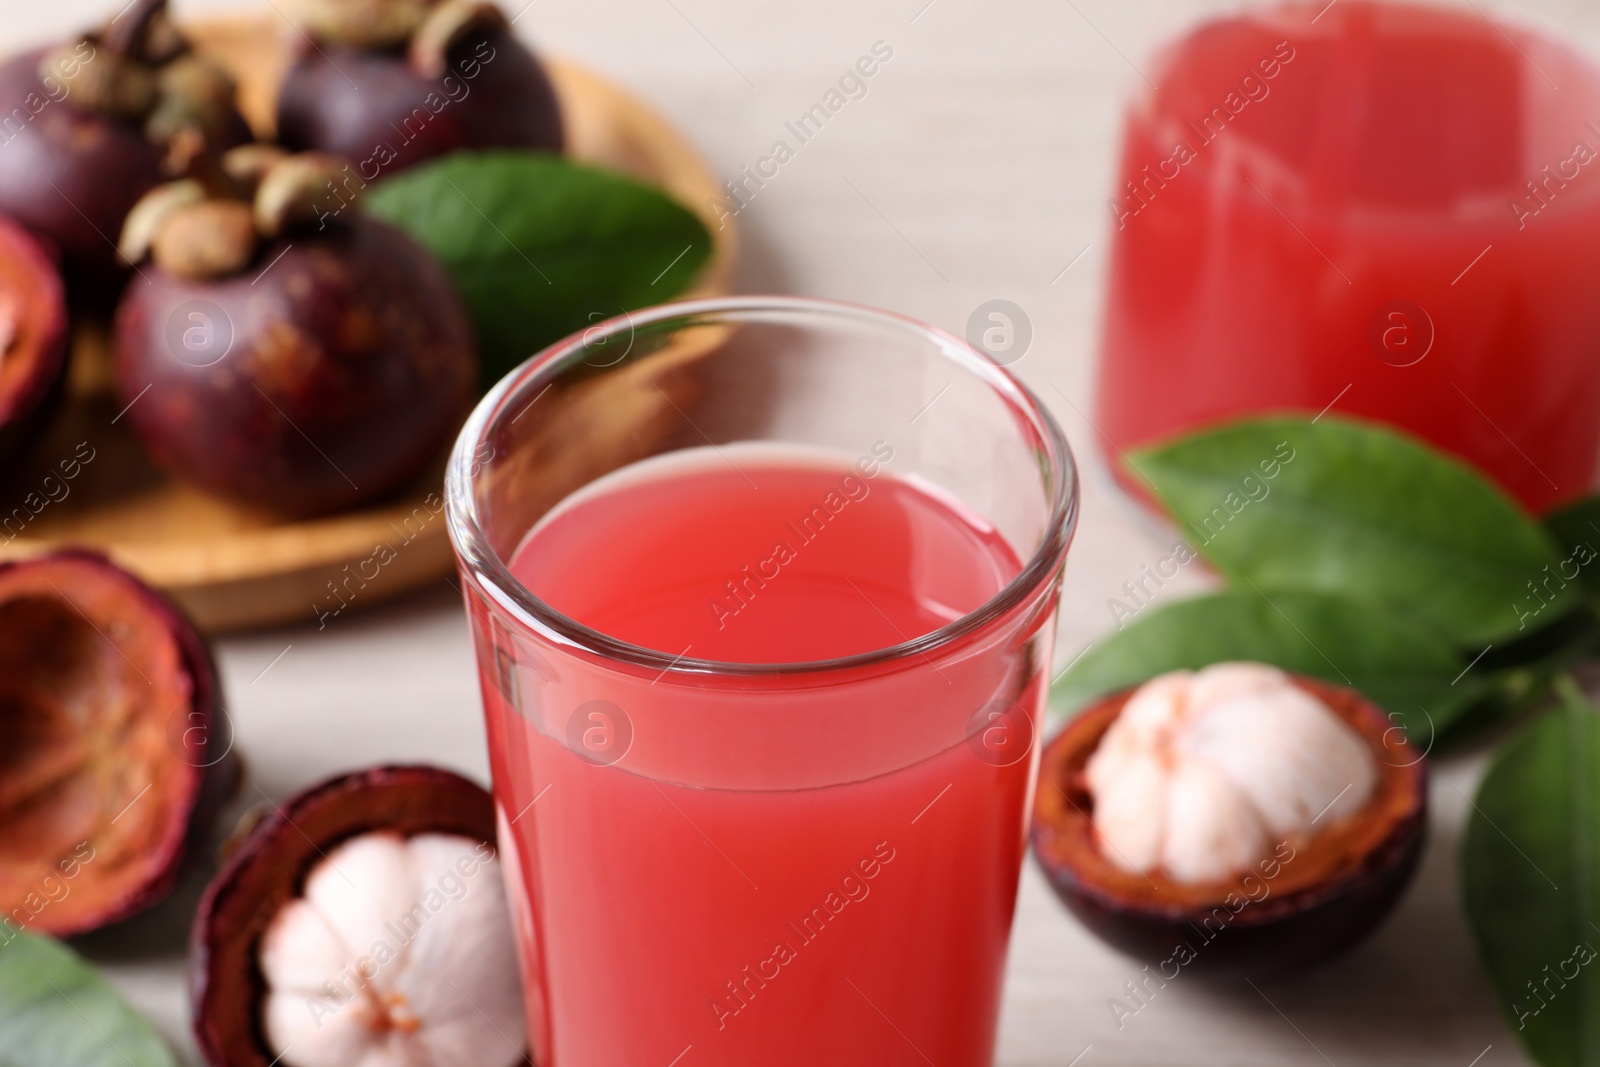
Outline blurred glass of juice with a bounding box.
[1095,0,1600,513]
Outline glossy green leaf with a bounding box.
[1130,416,1574,646]
[1051,588,1476,743]
[1546,497,1600,596]
[0,933,177,1067]
[1463,679,1600,1067]
[365,150,713,390]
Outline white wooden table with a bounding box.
[24,0,1600,1062]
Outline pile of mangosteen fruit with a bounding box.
[0,0,570,516]
[0,0,560,1062]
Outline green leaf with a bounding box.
[365,150,713,390]
[1547,497,1600,596]
[0,933,177,1067]
[1051,588,1477,743]
[1130,416,1575,646]
[1463,678,1600,1067]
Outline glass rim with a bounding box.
[444,295,1079,678]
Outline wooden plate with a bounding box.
[0,18,736,633]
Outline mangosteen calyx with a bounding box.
[408,1,509,77]
[40,0,242,150]
[122,152,359,280]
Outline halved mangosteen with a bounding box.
[191,765,527,1067]
[1031,664,1427,977]
[0,213,68,467]
[0,548,233,936]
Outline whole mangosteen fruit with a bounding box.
[276,0,563,179]
[112,150,478,517]
[0,549,236,936]
[0,0,252,302]
[0,214,68,466]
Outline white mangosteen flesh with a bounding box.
[257,831,527,1067]
[1085,663,1377,884]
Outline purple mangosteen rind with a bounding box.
[112,214,477,517]
[0,547,234,936]
[1030,674,1429,978]
[0,213,70,466]
[0,0,253,301]
[189,765,497,1067]
[276,19,563,176]
[0,48,167,291]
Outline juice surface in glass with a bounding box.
[1095,0,1600,513]
[478,444,1041,1067]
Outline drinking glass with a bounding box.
[1094,0,1600,514]
[445,296,1077,1066]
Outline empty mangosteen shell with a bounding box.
[1030,674,1427,978]
[190,765,497,1067]
[0,548,235,936]
[0,213,68,466]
